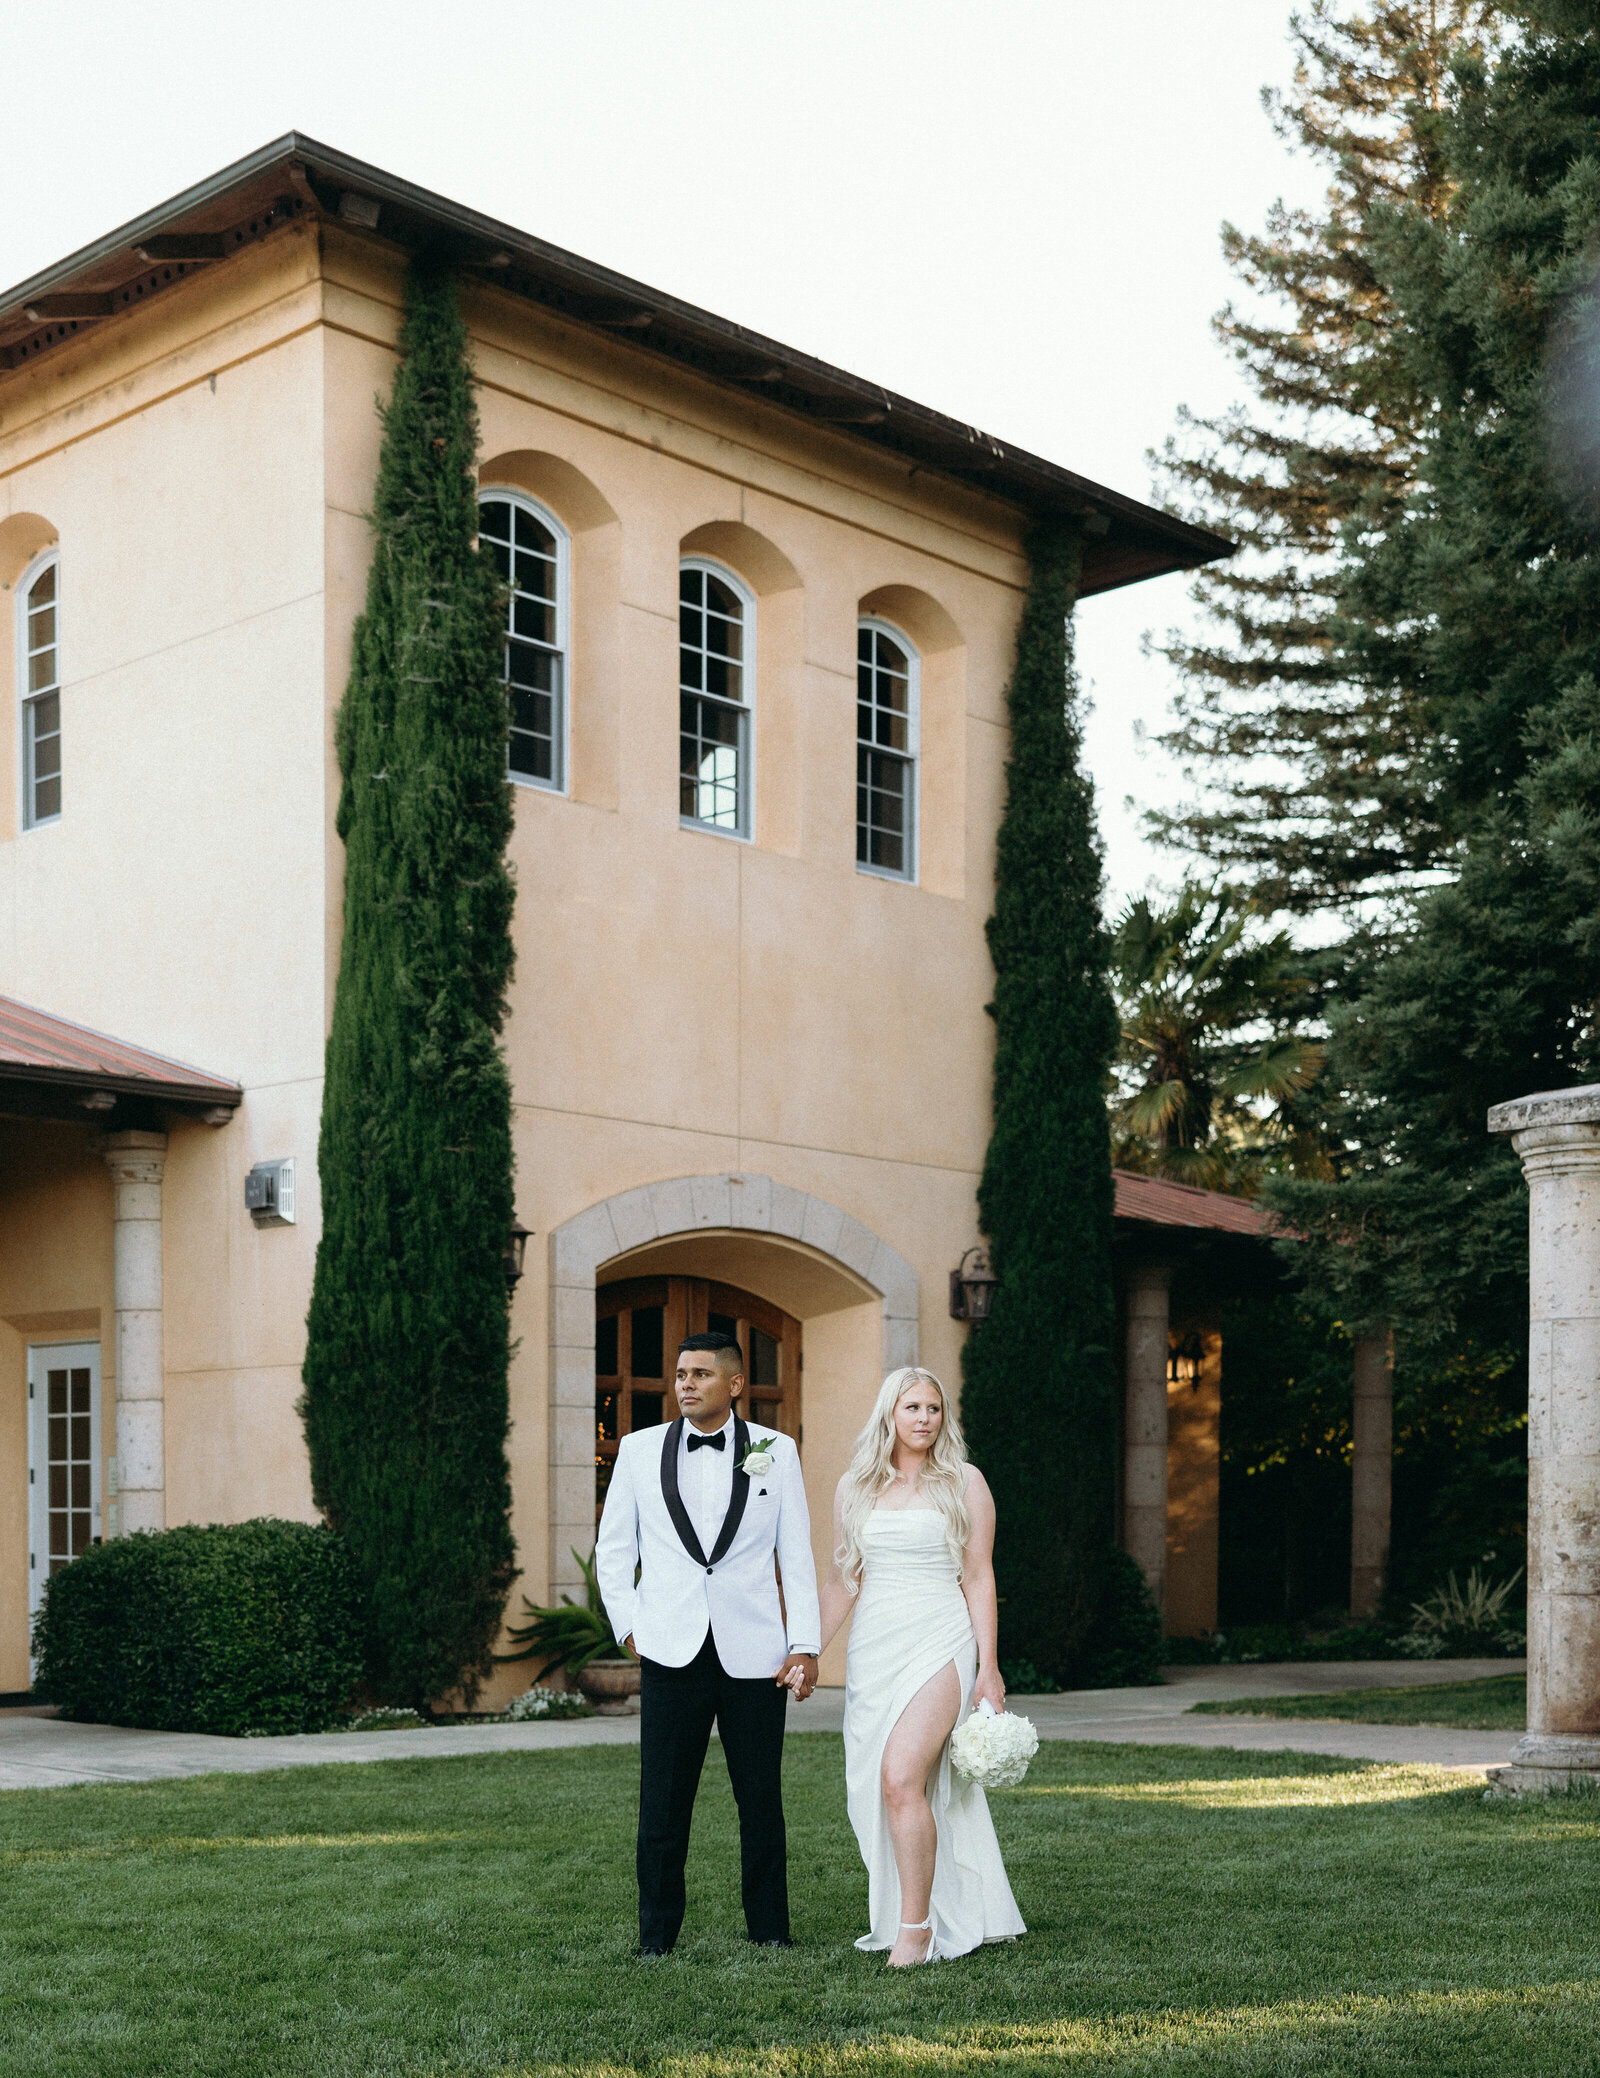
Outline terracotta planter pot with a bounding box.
[576,1658,642,1715]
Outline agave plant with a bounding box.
[1408,1567,1524,1638]
[497,1547,624,1674]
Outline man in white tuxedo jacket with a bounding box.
[596,1330,820,1953]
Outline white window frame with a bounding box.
[17,548,62,831]
[678,557,756,843]
[27,1341,102,1626]
[478,487,570,795]
[856,616,920,884]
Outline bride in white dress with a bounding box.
[814,1366,1025,1967]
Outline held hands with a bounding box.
[775,1652,819,1701]
[973,1665,1006,1715]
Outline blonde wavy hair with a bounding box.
[836,1367,971,1594]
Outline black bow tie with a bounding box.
[687,1430,726,1453]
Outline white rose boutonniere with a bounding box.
[740,1433,778,1478]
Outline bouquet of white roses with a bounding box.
[949,1698,1039,1789]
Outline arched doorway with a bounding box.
[595,1276,801,1514]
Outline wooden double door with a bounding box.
[595,1276,801,1514]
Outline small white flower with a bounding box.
[741,1435,777,1478]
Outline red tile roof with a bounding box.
[0,994,241,1108]
[1113,1168,1275,1237]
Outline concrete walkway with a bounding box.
[0,1659,1522,1792]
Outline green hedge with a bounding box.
[31,1518,365,1735]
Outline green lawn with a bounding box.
[1187,1675,1526,1731]
[4,1733,1600,2076]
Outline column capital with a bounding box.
[102,1129,168,1187]
[1490,1086,1600,1176]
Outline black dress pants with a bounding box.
[637,1630,789,1950]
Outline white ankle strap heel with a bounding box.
[890,1916,936,1966]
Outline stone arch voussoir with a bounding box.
[545,1174,918,1592]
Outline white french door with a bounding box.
[27,1342,102,1619]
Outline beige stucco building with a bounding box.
[0,137,1226,1699]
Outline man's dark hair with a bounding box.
[678,1331,745,1373]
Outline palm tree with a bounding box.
[1110,883,1325,1193]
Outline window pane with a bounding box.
[508,640,556,691]
[708,1312,738,1341]
[514,550,554,597]
[71,1462,91,1507]
[631,1390,665,1429]
[49,1464,67,1508]
[48,1372,67,1413]
[595,1313,619,1376]
[751,1329,779,1387]
[33,775,61,821]
[29,649,57,694]
[596,1388,619,1443]
[705,575,742,619]
[680,567,704,605]
[513,594,555,643]
[29,564,56,607]
[680,693,745,831]
[514,506,555,552]
[479,500,512,541]
[631,1305,665,1378]
[71,1513,91,1555]
[751,1397,782,1431]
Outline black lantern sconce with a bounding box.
[1167,1329,1205,1390]
[949,1247,998,1324]
[503,1218,532,1292]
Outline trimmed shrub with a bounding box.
[31,1518,364,1735]
[1074,1547,1164,1688]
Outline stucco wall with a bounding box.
[0,221,1029,1691]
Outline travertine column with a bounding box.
[1487,1086,1600,1793]
[1350,1325,1394,1621]
[103,1130,167,1536]
[1124,1260,1173,1620]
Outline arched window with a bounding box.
[679,560,753,838]
[857,618,919,879]
[19,555,61,827]
[478,491,568,791]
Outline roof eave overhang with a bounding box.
[0,133,1232,599]
[0,1061,241,1118]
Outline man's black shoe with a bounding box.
[751,1937,793,1948]
[637,1942,673,1957]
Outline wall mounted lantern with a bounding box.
[1167,1329,1206,1390]
[504,1218,532,1292]
[948,1247,998,1324]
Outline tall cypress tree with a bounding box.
[961,521,1123,1685]
[302,252,517,1709]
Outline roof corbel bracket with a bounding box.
[22,293,113,322]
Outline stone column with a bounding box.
[1487,1085,1600,1793]
[1124,1260,1173,1621]
[103,1130,167,1536]
[1350,1325,1394,1621]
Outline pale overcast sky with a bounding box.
[1,0,1322,904]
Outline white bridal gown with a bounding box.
[844,1507,1026,1957]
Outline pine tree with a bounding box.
[1154,1,1502,915]
[1261,1,1600,1593]
[960,521,1126,1685]
[301,252,518,1709]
